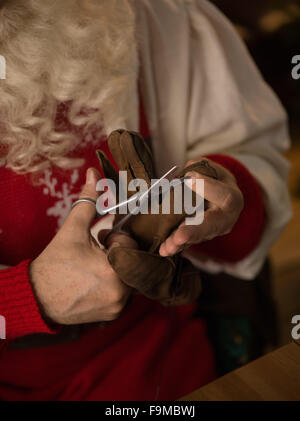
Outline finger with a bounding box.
[159,219,190,257]
[159,232,185,257]
[63,167,101,235]
[159,242,181,257]
[176,208,228,244]
[185,158,235,182]
[159,208,225,256]
[185,171,239,210]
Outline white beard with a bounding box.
[0,0,138,173]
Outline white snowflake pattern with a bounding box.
[39,168,81,230]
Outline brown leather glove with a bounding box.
[97,130,217,306]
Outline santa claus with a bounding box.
[0,0,291,400]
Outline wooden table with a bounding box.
[179,341,300,401]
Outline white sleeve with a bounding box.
[136,0,292,279]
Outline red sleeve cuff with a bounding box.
[0,259,58,341]
[191,154,266,263]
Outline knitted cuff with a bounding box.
[0,259,58,340]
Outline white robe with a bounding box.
[121,0,292,280]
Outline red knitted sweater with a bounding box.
[0,101,265,400]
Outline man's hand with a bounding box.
[30,168,136,325]
[159,158,244,257]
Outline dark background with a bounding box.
[211,0,300,348]
[212,0,300,138]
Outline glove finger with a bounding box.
[119,131,152,184]
[108,246,175,300]
[129,131,155,180]
[96,150,118,182]
[178,160,219,180]
[108,130,135,184]
[164,258,202,306]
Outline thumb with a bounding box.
[64,167,101,235]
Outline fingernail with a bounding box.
[184,172,197,190]
[86,168,96,185]
[184,178,194,190]
[159,248,167,257]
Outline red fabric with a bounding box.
[0,295,215,401]
[191,154,266,263]
[0,260,55,340]
[0,100,216,401]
